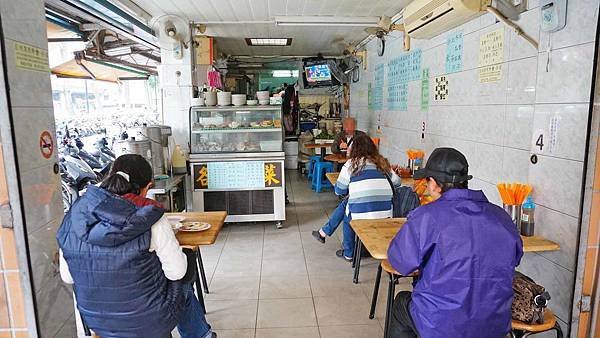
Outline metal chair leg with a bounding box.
[352,234,359,268]
[553,322,564,338]
[196,246,209,294]
[369,263,382,319]
[383,273,397,338]
[353,239,363,284]
[82,317,92,337]
[194,251,206,314]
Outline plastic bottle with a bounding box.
[171,145,187,175]
[520,196,535,236]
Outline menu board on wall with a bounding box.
[372,64,385,110]
[421,68,430,111]
[479,28,504,83]
[387,49,422,85]
[445,31,464,74]
[193,161,283,190]
[207,161,265,189]
[387,83,408,111]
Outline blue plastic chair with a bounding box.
[307,155,321,179]
[311,161,334,192]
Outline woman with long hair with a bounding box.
[313,133,400,261]
[57,154,215,338]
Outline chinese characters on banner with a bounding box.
[421,68,430,111]
[386,49,422,110]
[367,83,373,110]
[372,64,385,110]
[479,28,504,83]
[445,31,464,74]
[14,42,49,72]
[264,162,283,187]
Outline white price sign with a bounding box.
[531,116,560,155]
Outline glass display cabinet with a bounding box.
[188,105,286,226]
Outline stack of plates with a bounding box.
[217,92,232,106]
[247,100,258,106]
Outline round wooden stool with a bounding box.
[511,309,563,337]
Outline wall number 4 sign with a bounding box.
[532,116,560,155]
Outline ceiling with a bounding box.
[126,0,409,57]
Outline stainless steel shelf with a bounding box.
[191,127,280,134]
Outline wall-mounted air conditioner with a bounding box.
[404,0,492,39]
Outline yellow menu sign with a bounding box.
[478,28,504,83]
[14,42,49,72]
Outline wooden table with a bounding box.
[168,211,227,246]
[166,211,227,311]
[325,153,347,163]
[305,142,333,160]
[326,172,415,188]
[350,218,561,282]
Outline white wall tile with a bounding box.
[535,206,579,271]
[508,9,541,61]
[507,57,538,105]
[469,143,504,183]
[469,178,502,206]
[501,147,531,182]
[464,105,505,145]
[539,0,599,50]
[532,104,590,161]
[536,43,595,104]
[504,105,535,150]
[529,155,583,217]
[476,68,509,105]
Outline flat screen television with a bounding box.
[305,64,332,84]
[302,59,338,87]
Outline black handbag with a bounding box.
[385,173,421,217]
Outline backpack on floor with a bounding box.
[385,174,421,217]
[512,271,551,324]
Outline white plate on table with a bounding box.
[166,215,185,231]
[179,221,212,232]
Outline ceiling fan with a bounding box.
[331,37,362,83]
[364,16,410,56]
[149,14,191,60]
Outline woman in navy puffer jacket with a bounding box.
[57,154,215,338]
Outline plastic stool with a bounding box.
[311,161,334,192]
[307,155,321,179]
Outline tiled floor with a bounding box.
[172,170,413,338]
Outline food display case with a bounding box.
[189,105,286,225]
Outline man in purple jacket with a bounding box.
[387,148,523,338]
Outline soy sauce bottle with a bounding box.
[520,196,535,236]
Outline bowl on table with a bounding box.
[166,215,185,232]
[232,94,247,106]
[247,99,258,106]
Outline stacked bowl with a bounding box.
[232,94,247,106]
[217,92,232,106]
[256,91,270,105]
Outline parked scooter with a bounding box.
[59,145,98,212]
[72,137,111,180]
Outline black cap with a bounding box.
[413,147,473,183]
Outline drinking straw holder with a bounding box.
[503,204,522,229]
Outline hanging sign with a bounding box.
[434,76,449,101]
[14,42,49,73]
[39,131,54,159]
[421,68,430,110]
[478,28,504,83]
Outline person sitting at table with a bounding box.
[331,117,367,154]
[57,154,216,338]
[387,147,523,338]
[312,134,401,261]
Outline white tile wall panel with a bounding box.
[532,104,590,162]
[504,105,535,150]
[539,0,599,51]
[11,107,57,173]
[501,147,530,182]
[529,155,584,217]
[535,206,579,271]
[0,0,47,49]
[508,9,540,62]
[507,57,538,105]
[536,43,595,104]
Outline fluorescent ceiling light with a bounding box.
[275,16,379,27]
[273,70,299,78]
[104,46,133,56]
[246,38,292,46]
[237,63,264,68]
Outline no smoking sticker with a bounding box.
[39,131,54,159]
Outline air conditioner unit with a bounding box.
[404,0,492,39]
